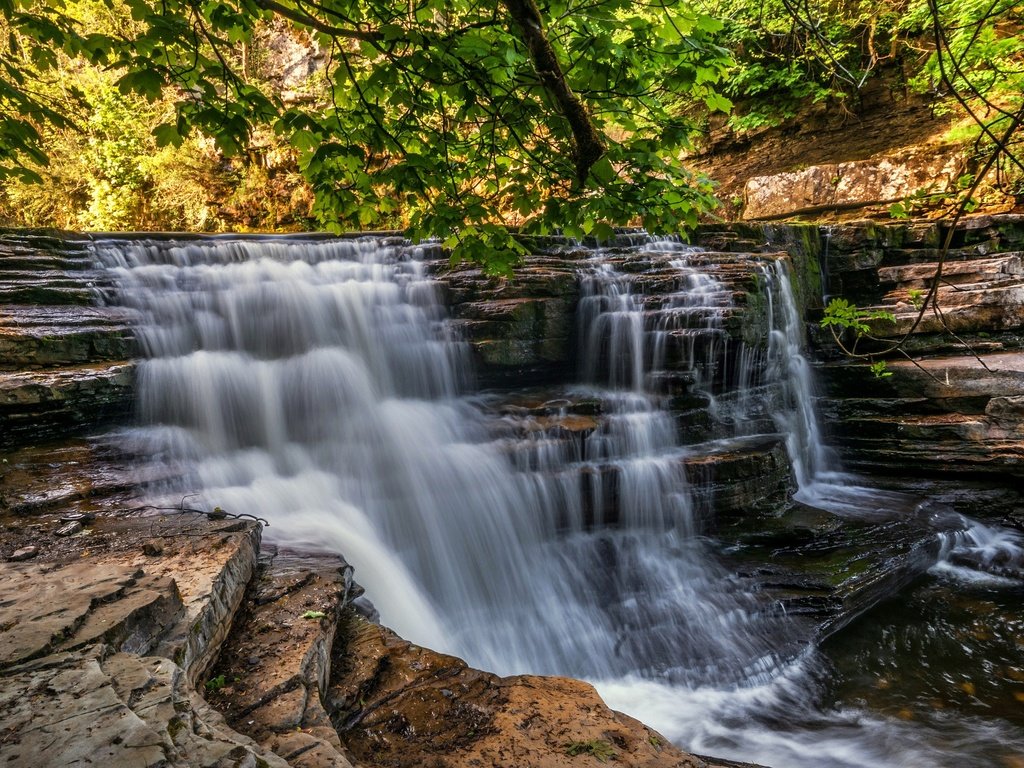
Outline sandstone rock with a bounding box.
[330,616,709,768]
[743,149,961,220]
[0,648,290,768]
[205,550,359,768]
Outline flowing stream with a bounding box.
[93,235,1024,768]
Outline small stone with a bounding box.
[9,546,38,561]
[142,540,165,556]
[56,521,83,537]
[60,512,95,524]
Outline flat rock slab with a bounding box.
[0,561,181,669]
[0,510,261,680]
[0,648,289,768]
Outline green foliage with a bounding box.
[869,360,893,378]
[699,0,904,131]
[563,740,616,762]
[821,298,896,336]
[204,674,227,692]
[301,610,327,619]
[1,0,733,271]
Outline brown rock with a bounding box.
[330,617,707,768]
[143,538,165,556]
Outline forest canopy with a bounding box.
[1,0,1022,269]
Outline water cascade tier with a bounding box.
[91,234,1024,768]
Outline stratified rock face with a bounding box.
[742,147,962,220]
[435,253,580,388]
[810,215,1024,485]
[329,616,709,768]
[695,215,1024,494]
[0,230,135,447]
[821,352,1024,479]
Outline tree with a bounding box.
[1,0,732,270]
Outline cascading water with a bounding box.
[93,234,1024,768]
[91,235,790,684]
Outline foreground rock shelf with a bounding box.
[0,485,750,768]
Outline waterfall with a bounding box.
[92,235,791,685]
[92,234,1024,768]
[760,259,833,488]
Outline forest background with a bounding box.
[1,0,1021,271]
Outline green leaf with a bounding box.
[116,70,163,102]
[152,123,183,148]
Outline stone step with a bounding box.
[0,252,95,271]
[0,362,135,447]
[857,280,1024,337]
[0,309,135,370]
[877,243,1010,267]
[0,281,97,305]
[878,253,1024,289]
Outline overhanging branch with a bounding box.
[501,0,606,187]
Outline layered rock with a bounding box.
[0,230,135,446]
[742,147,962,221]
[0,510,280,767]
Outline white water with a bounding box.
[93,235,1024,768]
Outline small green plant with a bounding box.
[563,740,616,762]
[820,298,895,336]
[820,299,898,378]
[888,201,909,220]
[907,288,924,310]
[205,675,227,693]
[301,610,327,620]
[869,361,893,378]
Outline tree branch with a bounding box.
[500,0,606,187]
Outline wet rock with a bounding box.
[329,615,711,768]
[60,511,96,524]
[55,520,82,536]
[7,546,37,562]
[0,362,135,447]
[205,551,360,768]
